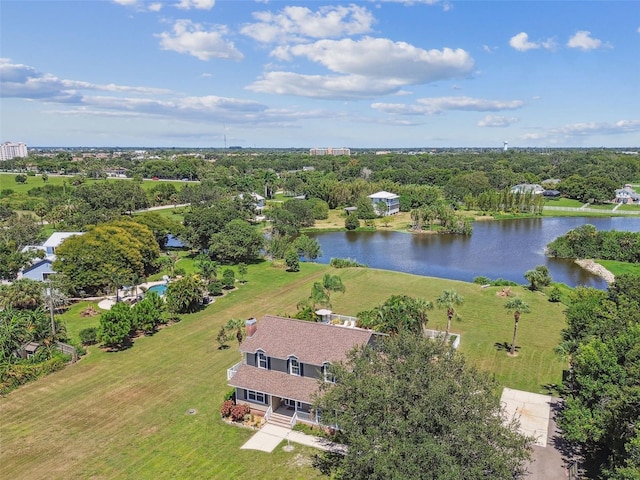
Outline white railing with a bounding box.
[226,362,241,380]
[290,412,298,428]
[423,329,461,349]
[264,405,272,423]
[328,314,358,327]
[544,206,640,215]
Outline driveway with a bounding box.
[501,388,575,479]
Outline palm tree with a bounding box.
[414,297,434,336]
[436,289,464,335]
[310,274,346,308]
[504,297,530,356]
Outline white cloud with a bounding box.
[375,0,452,10]
[113,0,163,12]
[372,96,524,115]
[0,59,173,102]
[482,44,497,53]
[251,37,474,99]
[477,115,519,127]
[156,20,243,61]
[175,0,215,10]
[241,5,375,44]
[523,120,640,141]
[1,59,329,128]
[567,30,608,50]
[509,32,556,52]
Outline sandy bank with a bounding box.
[575,259,615,284]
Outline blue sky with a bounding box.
[1,0,639,148]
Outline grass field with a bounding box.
[0,172,189,197]
[597,259,640,277]
[0,261,568,479]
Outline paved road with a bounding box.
[526,398,577,479]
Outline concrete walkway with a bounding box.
[241,424,347,454]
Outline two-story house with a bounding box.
[227,315,375,427]
[19,232,84,282]
[368,191,400,216]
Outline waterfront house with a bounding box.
[510,184,545,195]
[368,191,400,216]
[615,185,640,204]
[227,315,375,428]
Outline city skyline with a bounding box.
[1,1,639,148]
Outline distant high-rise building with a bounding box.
[309,147,350,156]
[503,141,509,152]
[0,141,28,161]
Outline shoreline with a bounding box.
[575,259,615,284]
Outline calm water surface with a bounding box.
[309,217,640,289]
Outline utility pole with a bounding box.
[47,279,56,337]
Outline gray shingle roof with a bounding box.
[240,315,373,366]
[229,364,320,404]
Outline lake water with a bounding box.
[308,217,640,289]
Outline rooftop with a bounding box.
[240,315,374,366]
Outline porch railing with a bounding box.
[226,362,241,380]
[264,405,272,423]
[423,329,461,349]
[328,314,358,327]
[290,412,298,428]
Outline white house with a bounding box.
[510,184,545,195]
[368,191,400,216]
[19,232,83,281]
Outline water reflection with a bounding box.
[309,217,640,288]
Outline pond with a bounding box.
[308,217,640,289]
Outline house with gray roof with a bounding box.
[227,315,375,428]
[615,185,640,204]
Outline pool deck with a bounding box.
[97,280,167,310]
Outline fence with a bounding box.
[544,206,639,215]
[56,342,78,362]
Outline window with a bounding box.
[289,357,300,376]
[322,362,335,383]
[247,390,266,404]
[257,351,267,369]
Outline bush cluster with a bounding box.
[329,257,367,268]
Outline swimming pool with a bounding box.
[147,284,167,296]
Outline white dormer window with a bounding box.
[257,351,267,369]
[289,356,300,376]
[322,362,335,383]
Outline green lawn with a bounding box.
[617,204,640,212]
[545,198,584,208]
[0,172,189,197]
[597,259,640,277]
[0,261,568,479]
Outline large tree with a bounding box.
[558,275,640,479]
[315,332,533,479]
[54,220,160,295]
[209,219,264,264]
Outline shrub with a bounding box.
[224,388,236,402]
[230,403,251,421]
[220,400,234,418]
[345,214,360,230]
[222,269,235,289]
[473,276,491,285]
[79,327,98,345]
[330,257,368,268]
[549,286,562,303]
[285,249,300,272]
[208,279,223,296]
